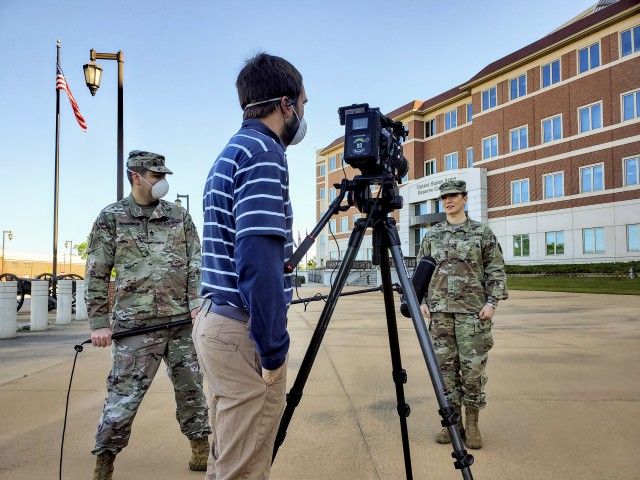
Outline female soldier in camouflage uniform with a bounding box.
[417,180,508,449]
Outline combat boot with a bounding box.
[189,437,210,471]
[435,405,464,444]
[93,451,115,480]
[465,406,483,449]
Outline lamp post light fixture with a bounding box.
[2,230,13,274]
[64,240,73,273]
[175,194,190,212]
[83,48,124,200]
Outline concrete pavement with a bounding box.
[1,287,639,479]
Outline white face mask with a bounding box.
[130,169,170,199]
[244,96,307,146]
[288,107,307,146]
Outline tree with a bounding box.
[306,257,317,269]
[75,241,89,260]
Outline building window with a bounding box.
[583,227,605,254]
[542,115,562,143]
[510,74,526,100]
[510,126,528,152]
[353,213,361,224]
[319,188,326,199]
[435,199,444,213]
[401,172,409,183]
[625,156,639,186]
[329,156,337,170]
[621,25,640,57]
[467,103,473,122]
[546,231,565,255]
[329,219,336,233]
[424,159,436,177]
[329,251,338,260]
[341,217,349,232]
[482,135,498,160]
[622,89,640,121]
[578,42,600,74]
[467,147,474,168]
[542,59,560,88]
[425,119,436,138]
[543,172,564,198]
[513,234,530,257]
[414,227,429,256]
[445,109,457,131]
[579,102,602,133]
[628,224,640,251]
[319,234,326,245]
[414,202,428,216]
[580,164,604,193]
[511,179,530,204]
[482,87,496,111]
[329,188,336,201]
[445,152,458,170]
[319,165,326,176]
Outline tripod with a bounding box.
[275,178,474,479]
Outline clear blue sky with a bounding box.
[0,0,596,261]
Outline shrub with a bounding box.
[505,261,640,275]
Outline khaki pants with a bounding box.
[193,310,287,480]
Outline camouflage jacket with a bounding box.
[416,217,508,314]
[85,194,203,330]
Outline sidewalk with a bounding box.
[1,287,639,479]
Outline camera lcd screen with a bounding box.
[352,117,368,130]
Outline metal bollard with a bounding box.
[56,280,73,324]
[30,280,49,331]
[0,281,18,339]
[74,280,88,321]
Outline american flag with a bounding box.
[57,62,87,132]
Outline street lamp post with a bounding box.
[65,240,73,273]
[83,49,124,200]
[175,194,190,212]
[2,230,13,274]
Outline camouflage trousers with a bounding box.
[428,312,494,409]
[92,322,211,455]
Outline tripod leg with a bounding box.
[272,219,368,461]
[382,219,474,480]
[378,230,413,480]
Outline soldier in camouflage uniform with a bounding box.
[85,151,211,479]
[416,180,508,449]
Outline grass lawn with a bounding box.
[507,276,640,295]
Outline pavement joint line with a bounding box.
[321,335,384,480]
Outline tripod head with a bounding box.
[344,174,403,216]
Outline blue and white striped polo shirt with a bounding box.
[201,119,293,369]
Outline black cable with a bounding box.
[60,340,90,480]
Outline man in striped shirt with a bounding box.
[193,53,307,479]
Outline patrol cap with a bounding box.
[126,150,173,174]
[439,180,467,197]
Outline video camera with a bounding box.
[338,103,409,181]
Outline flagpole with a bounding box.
[53,40,60,284]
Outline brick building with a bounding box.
[316,0,640,266]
